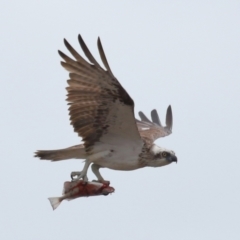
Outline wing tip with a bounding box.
[63,38,70,47]
[138,111,151,123]
[151,109,157,113]
[166,105,173,130]
[139,106,173,130]
[58,50,65,59]
[78,34,85,47]
[150,109,162,126]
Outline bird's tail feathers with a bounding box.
[34,144,86,161]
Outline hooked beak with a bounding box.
[172,155,178,163]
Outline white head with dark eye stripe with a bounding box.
[148,145,177,167]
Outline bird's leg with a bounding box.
[71,172,89,182]
[91,164,110,186]
[71,161,90,182]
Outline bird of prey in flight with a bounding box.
[35,35,177,183]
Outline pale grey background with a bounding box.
[1,1,240,239]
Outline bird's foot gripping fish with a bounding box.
[48,180,115,210]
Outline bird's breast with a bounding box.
[90,148,143,171]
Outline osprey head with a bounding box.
[149,145,177,167]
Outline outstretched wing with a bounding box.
[59,35,143,152]
[136,106,173,143]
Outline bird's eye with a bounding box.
[162,152,167,157]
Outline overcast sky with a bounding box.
[1,1,240,239]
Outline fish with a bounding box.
[48,180,115,210]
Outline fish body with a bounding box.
[48,180,114,210]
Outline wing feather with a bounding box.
[59,35,143,151]
[136,106,173,142]
[151,109,162,126]
[138,111,152,123]
[63,39,90,68]
[97,37,114,78]
[166,105,173,131]
[78,35,103,69]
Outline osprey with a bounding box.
[35,35,177,183]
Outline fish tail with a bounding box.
[48,197,62,210]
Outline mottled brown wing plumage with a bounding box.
[59,35,142,151]
[136,106,173,143]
